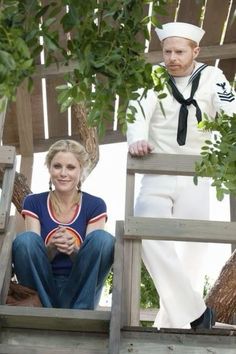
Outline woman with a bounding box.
[12,139,115,309]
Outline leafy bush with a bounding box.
[194,112,236,201]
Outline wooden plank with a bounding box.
[219,0,236,81]
[0,218,16,302]
[0,344,107,354]
[122,239,133,326]
[45,74,69,139]
[130,240,141,326]
[16,81,34,157]
[120,327,236,354]
[146,43,236,65]
[230,196,236,252]
[3,103,19,148]
[126,153,199,175]
[202,0,230,46]
[0,97,8,141]
[149,0,178,52]
[0,306,110,333]
[0,328,109,354]
[108,221,124,354]
[125,173,135,216]
[33,43,236,77]
[31,77,45,141]
[0,146,15,168]
[19,156,34,191]
[177,0,203,26]
[124,216,236,244]
[0,157,17,231]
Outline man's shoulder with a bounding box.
[195,62,221,75]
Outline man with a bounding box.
[126,22,236,329]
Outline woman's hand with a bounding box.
[52,226,79,256]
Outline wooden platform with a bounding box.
[0,307,236,354]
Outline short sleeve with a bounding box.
[21,194,41,220]
[82,193,107,224]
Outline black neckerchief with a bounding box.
[168,64,207,146]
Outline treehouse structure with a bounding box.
[0,1,236,353]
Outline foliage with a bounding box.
[194,112,236,201]
[104,263,159,309]
[140,262,159,308]
[0,0,170,135]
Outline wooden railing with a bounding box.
[110,153,236,334]
[0,99,17,304]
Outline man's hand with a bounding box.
[128,140,154,156]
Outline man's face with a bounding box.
[162,37,200,77]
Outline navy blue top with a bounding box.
[21,191,107,275]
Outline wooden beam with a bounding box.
[0,146,15,168]
[16,81,34,157]
[108,221,124,354]
[34,44,236,78]
[127,153,200,176]
[124,217,236,244]
[0,217,16,302]
[0,305,110,333]
[0,157,16,231]
[0,97,8,141]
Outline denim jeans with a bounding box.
[12,230,115,309]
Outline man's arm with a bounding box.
[213,69,236,115]
[126,88,156,156]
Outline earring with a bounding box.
[77,181,81,192]
[49,179,52,191]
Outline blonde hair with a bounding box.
[45,139,90,215]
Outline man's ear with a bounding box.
[193,46,200,59]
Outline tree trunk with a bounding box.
[71,103,99,179]
[206,249,236,324]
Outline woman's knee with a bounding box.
[13,231,43,255]
[85,230,115,252]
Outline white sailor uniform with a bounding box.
[126,62,236,328]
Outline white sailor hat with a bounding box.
[155,22,205,44]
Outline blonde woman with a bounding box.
[12,139,115,309]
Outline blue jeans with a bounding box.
[12,230,115,309]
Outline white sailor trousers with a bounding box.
[135,174,210,328]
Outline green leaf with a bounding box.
[0,50,16,69]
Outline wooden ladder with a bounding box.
[0,101,111,354]
[108,153,236,354]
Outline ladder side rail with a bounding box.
[0,150,17,232]
[0,217,16,303]
[108,221,124,354]
[230,195,236,252]
[123,165,142,326]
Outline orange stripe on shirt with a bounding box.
[88,213,107,224]
[21,210,39,220]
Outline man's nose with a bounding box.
[169,52,177,61]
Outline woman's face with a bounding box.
[49,151,81,193]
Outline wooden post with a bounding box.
[108,221,124,354]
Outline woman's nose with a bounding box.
[60,167,67,176]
